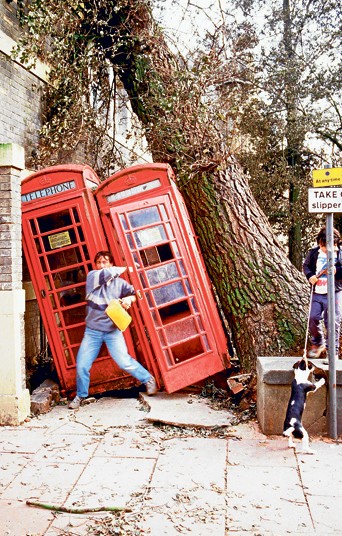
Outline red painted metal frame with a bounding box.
[95,163,229,393]
[21,164,138,396]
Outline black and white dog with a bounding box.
[283,359,325,454]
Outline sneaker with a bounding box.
[68,396,96,409]
[68,395,83,409]
[145,376,157,396]
[308,344,326,358]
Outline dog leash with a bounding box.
[302,285,314,364]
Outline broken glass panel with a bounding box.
[165,317,198,344]
[134,225,166,248]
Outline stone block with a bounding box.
[30,380,60,415]
[257,356,342,436]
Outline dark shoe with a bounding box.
[145,376,157,396]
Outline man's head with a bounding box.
[94,251,114,269]
[316,227,341,248]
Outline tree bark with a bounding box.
[180,162,309,370]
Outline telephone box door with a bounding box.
[107,194,227,393]
[21,165,138,395]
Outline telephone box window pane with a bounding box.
[78,227,85,242]
[134,225,166,248]
[140,247,160,266]
[65,326,84,345]
[128,206,160,228]
[30,219,37,234]
[158,330,167,346]
[191,297,199,313]
[172,336,203,363]
[59,330,67,346]
[165,317,198,344]
[139,273,147,288]
[40,256,47,272]
[164,348,173,366]
[152,281,185,306]
[133,252,140,266]
[140,243,173,267]
[34,238,42,254]
[184,279,192,295]
[120,214,128,230]
[48,247,80,271]
[179,260,186,276]
[72,207,80,223]
[63,304,86,326]
[146,262,178,286]
[59,286,85,307]
[159,300,191,324]
[49,294,56,309]
[64,348,73,366]
[127,234,134,250]
[44,275,52,291]
[172,243,180,258]
[55,312,61,326]
[37,210,72,233]
[151,310,160,326]
[82,246,90,261]
[106,179,161,203]
[203,335,210,351]
[160,205,167,220]
[165,223,174,239]
[145,292,153,308]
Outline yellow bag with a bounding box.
[105,299,132,331]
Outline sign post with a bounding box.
[309,167,341,439]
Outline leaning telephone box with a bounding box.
[21,164,138,396]
[95,163,230,393]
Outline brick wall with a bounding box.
[0,51,44,159]
[0,161,22,291]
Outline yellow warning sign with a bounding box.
[312,168,342,187]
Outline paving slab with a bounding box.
[2,459,86,503]
[64,455,156,510]
[143,392,236,427]
[70,397,147,428]
[0,499,54,536]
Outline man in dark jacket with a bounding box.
[303,227,342,359]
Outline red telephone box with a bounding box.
[21,164,138,396]
[95,163,230,393]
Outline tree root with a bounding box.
[26,500,131,514]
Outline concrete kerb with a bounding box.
[257,355,342,436]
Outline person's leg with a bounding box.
[76,327,104,398]
[104,329,152,384]
[309,294,325,346]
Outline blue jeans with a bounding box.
[309,291,342,351]
[76,327,152,398]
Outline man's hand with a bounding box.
[119,296,136,310]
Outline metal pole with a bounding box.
[326,213,337,439]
